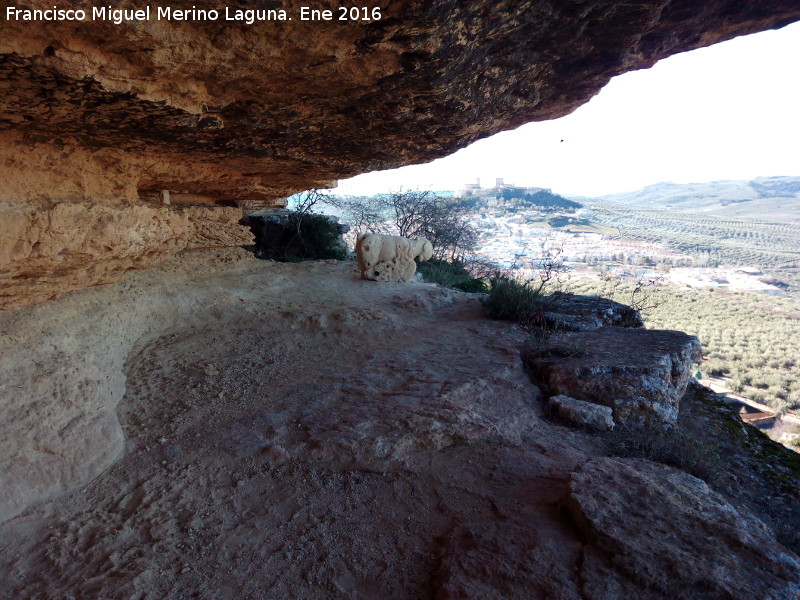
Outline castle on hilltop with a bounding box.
[458,177,550,206]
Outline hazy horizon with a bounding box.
[324,174,800,199]
[334,21,800,198]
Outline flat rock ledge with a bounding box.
[543,293,645,331]
[566,457,800,600]
[524,327,702,425]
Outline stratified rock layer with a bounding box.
[0,202,252,309]
[525,327,702,424]
[1,1,800,307]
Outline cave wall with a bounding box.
[1,0,799,308]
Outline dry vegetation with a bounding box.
[569,280,800,414]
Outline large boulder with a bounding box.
[525,327,701,424]
[566,457,800,600]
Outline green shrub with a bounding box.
[292,213,349,260]
[248,212,348,261]
[417,258,489,293]
[484,275,546,323]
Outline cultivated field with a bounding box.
[588,205,800,296]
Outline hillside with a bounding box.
[591,176,800,219]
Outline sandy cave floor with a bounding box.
[0,258,665,598]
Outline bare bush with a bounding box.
[323,190,479,261]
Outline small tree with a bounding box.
[324,190,479,261]
[382,190,479,261]
[319,194,392,248]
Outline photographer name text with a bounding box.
[5,5,383,25]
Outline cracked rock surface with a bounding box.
[525,327,702,425]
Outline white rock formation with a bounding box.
[356,234,433,282]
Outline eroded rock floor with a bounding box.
[1,254,797,599]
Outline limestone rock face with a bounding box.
[566,457,800,600]
[525,327,702,424]
[0,252,533,522]
[2,259,798,596]
[0,249,256,522]
[0,202,251,309]
[1,2,799,306]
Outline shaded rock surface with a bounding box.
[0,253,797,598]
[668,383,800,555]
[566,457,800,600]
[435,522,583,600]
[3,1,799,200]
[2,2,800,307]
[525,327,702,425]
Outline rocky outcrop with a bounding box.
[566,457,800,600]
[525,327,702,424]
[2,255,798,597]
[2,2,800,307]
[434,454,800,600]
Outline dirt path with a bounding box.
[1,258,599,599]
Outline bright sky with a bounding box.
[335,21,800,198]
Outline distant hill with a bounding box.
[499,187,582,211]
[583,176,800,219]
